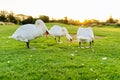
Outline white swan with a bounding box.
[49,25,72,42]
[9,19,49,48]
[77,27,94,48]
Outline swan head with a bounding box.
[66,34,72,42]
[45,30,49,37]
[35,19,49,37]
[62,27,72,42]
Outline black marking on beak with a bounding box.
[46,31,49,35]
[70,38,72,42]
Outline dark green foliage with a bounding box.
[106,16,117,23]
[21,16,35,24]
[7,12,19,24]
[0,10,8,22]
[39,15,49,22]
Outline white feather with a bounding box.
[49,25,72,41]
[77,27,94,43]
[9,19,48,42]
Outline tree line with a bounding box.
[0,10,120,26]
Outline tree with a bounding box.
[0,10,8,22]
[106,16,116,23]
[7,11,19,24]
[83,19,91,25]
[39,15,49,22]
[63,16,68,24]
[68,19,75,25]
[21,16,35,24]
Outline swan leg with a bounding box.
[79,42,82,48]
[55,37,57,42]
[58,36,60,42]
[92,40,94,46]
[90,41,92,48]
[26,42,30,48]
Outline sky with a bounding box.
[0,0,120,21]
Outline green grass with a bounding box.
[0,23,120,80]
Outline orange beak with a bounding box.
[46,31,49,37]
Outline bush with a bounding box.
[21,16,35,24]
[115,23,120,27]
[39,15,49,22]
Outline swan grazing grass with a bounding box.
[9,19,49,48]
[49,25,72,43]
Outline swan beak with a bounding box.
[46,31,49,37]
[70,39,72,42]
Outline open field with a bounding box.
[0,23,120,80]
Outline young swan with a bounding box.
[9,19,49,48]
[77,27,94,48]
[49,25,72,43]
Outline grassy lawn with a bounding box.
[0,23,120,80]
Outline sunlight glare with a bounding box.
[0,0,120,21]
